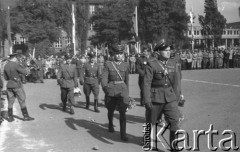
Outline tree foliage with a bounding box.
[198,0,226,47]
[89,0,137,46]
[138,0,189,45]
[0,4,6,42]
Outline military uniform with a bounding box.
[80,57,101,112]
[57,57,78,114]
[136,55,149,106]
[35,58,44,83]
[4,53,34,122]
[143,40,182,151]
[101,44,129,141]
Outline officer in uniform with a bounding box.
[101,44,129,141]
[135,45,151,106]
[143,40,183,151]
[4,53,34,122]
[35,55,44,83]
[57,55,78,114]
[80,52,101,113]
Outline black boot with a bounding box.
[94,99,100,113]
[21,107,35,121]
[8,108,14,122]
[62,102,67,112]
[86,96,90,109]
[108,112,114,132]
[69,106,74,115]
[170,131,178,152]
[120,119,128,141]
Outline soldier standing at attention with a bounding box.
[4,53,34,122]
[101,44,130,141]
[143,40,183,151]
[57,55,78,115]
[135,45,151,106]
[80,52,101,113]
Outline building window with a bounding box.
[189,31,191,35]
[227,30,232,35]
[55,38,62,48]
[194,30,196,35]
[20,37,26,44]
[65,37,71,46]
[223,30,226,35]
[1,41,4,47]
[197,31,199,35]
[196,39,199,45]
[90,5,95,14]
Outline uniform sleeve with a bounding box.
[136,58,146,77]
[97,64,101,83]
[101,62,109,88]
[125,63,129,89]
[80,64,85,82]
[143,63,153,104]
[73,65,78,86]
[16,64,28,75]
[173,62,182,100]
[57,65,63,80]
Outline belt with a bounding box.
[151,84,171,88]
[110,81,124,84]
[85,76,97,79]
[64,78,73,80]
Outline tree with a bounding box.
[89,0,137,46]
[10,0,61,56]
[138,0,189,46]
[198,0,226,48]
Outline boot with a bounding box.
[170,131,178,152]
[21,107,35,121]
[69,106,74,115]
[8,108,14,122]
[94,99,100,113]
[62,102,67,112]
[120,119,128,141]
[108,112,115,132]
[85,96,90,109]
[0,116,3,125]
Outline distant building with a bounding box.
[187,22,240,49]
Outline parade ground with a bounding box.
[0,68,240,152]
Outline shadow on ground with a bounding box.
[64,118,143,146]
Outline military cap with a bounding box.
[8,53,19,58]
[154,40,172,52]
[64,54,72,60]
[111,43,125,54]
[88,51,96,58]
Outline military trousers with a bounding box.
[60,87,75,106]
[145,101,179,131]
[107,97,127,122]
[7,87,26,109]
[138,76,144,103]
[83,83,99,100]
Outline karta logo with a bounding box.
[142,123,239,151]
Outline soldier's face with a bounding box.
[159,47,171,59]
[115,53,123,61]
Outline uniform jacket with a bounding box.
[101,61,129,97]
[57,63,77,88]
[136,56,148,77]
[4,61,28,89]
[143,58,181,104]
[80,62,101,84]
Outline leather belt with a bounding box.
[151,84,171,88]
[85,76,97,79]
[110,81,124,84]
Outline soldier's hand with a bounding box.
[57,79,61,85]
[80,81,84,85]
[145,102,153,110]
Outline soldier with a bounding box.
[143,40,183,151]
[101,44,129,141]
[35,55,44,83]
[4,53,34,122]
[80,52,101,113]
[136,45,151,106]
[57,55,78,114]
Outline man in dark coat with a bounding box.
[80,52,101,112]
[57,55,78,114]
[143,40,183,151]
[135,45,151,106]
[101,44,129,141]
[4,53,34,122]
[35,55,44,83]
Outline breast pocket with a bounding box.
[154,72,164,80]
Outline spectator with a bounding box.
[202,49,209,69]
[218,50,224,68]
[186,51,193,70]
[223,49,230,68]
[208,50,214,69]
[197,49,203,69]
[191,50,198,69]
[180,50,187,70]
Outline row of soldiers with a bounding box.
[56,40,184,151]
[179,48,240,70]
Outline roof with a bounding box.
[226,22,240,29]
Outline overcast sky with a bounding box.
[186,0,240,25]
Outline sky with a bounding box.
[186,0,240,25]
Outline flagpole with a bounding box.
[135,6,139,53]
[72,1,76,55]
[7,6,12,55]
[190,8,194,51]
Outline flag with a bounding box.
[132,6,138,37]
[72,2,76,55]
[6,6,12,55]
[189,10,193,25]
